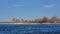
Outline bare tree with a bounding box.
[50,16,58,23]
[12,18,16,23]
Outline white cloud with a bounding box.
[7,4,24,8]
[13,4,24,7]
[43,4,56,8]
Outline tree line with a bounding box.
[12,16,60,23]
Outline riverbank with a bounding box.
[0,23,60,24]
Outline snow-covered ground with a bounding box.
[0,23,40,24]
[0,23,60,24]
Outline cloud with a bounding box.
[43,4,56,8]
[13,4,24,7]
[7,4,24,8]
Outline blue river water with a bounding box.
[0,24,60,34]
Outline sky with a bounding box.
[0,0,60,22]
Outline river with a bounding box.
[0,23,60,34]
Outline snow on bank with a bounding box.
[0,23,60,24]
[0,23,40,24]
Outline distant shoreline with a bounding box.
[0,23,60,24]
